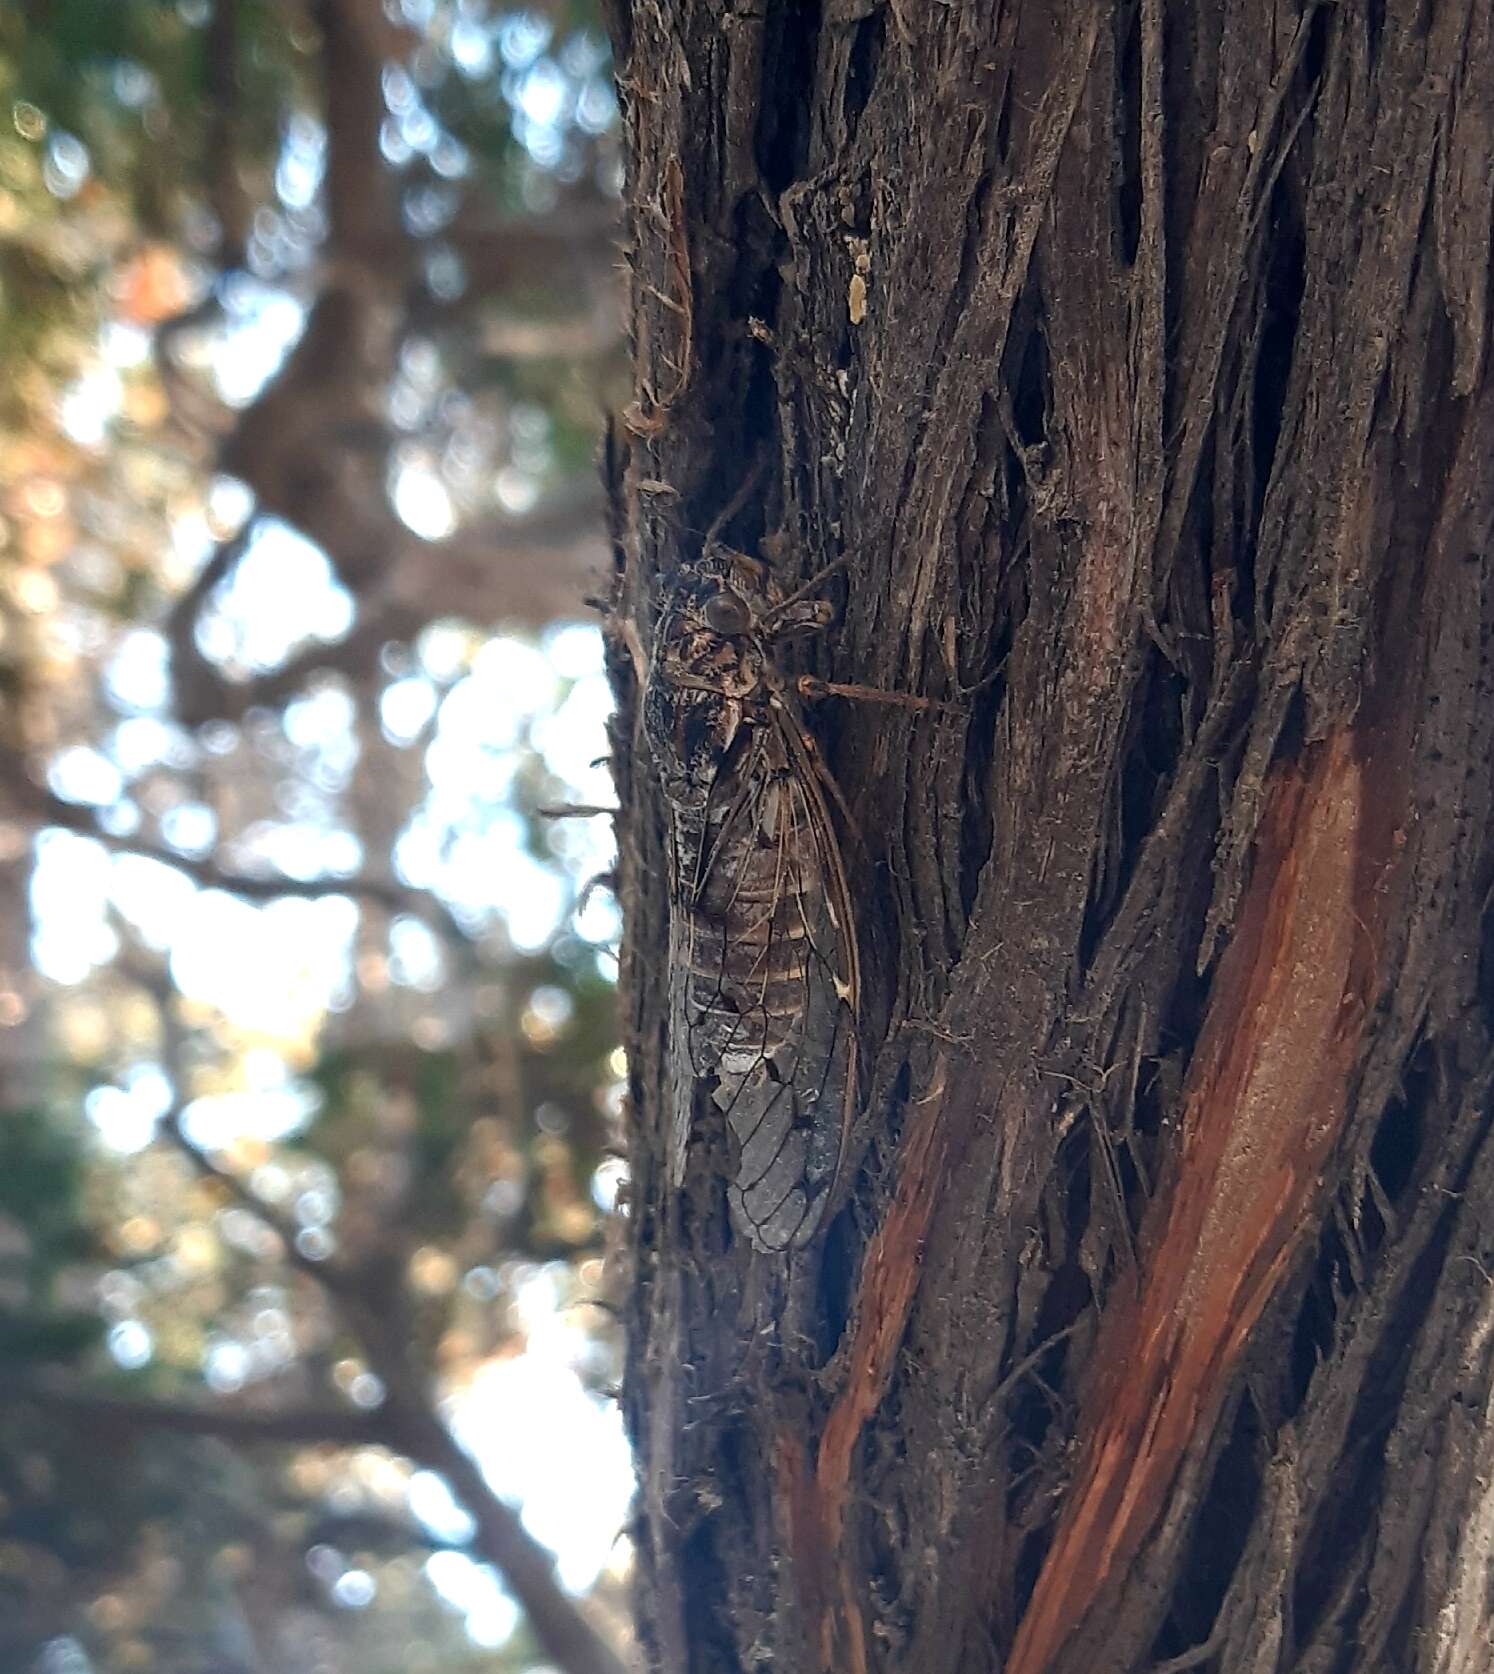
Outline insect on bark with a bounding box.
[644,546,863,1252]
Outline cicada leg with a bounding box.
[759,556,849,629]
[770,599,835,638]
[795,674,962,714]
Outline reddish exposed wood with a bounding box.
[817,1054,952,1516]
[1007,728,1388,1674]
[777,1051,951,1667]
[779,1052,951,1672]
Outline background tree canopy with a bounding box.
[0,4,632,1672]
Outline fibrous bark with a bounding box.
[604,3,1494,1672]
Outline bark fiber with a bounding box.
[603,3,1494,1671]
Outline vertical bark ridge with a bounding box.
[605,2,1494,1669]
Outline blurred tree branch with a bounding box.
[0,1367,629,1674]
[166,489,611,727]
[144,1086,629,1674]
[12,770,476,948]
[154,0,620,728]
[0,1379,388,1447]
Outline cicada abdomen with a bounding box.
[675,724,856,1250]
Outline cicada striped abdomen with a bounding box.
[646,551,860,1252]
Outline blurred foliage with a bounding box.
[0,1106,94,1268]
[0,0,291,432]
[0,0,299,227]
[0,1107,99,1363]
[0,0,629,1670]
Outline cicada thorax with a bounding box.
[648,553,859,1253]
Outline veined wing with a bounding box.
[671,711,859,1251]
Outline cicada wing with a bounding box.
[663,702,860,1253]
[661,736,754,1192]
[721,956,852,1251]
[664,904,697,1191]
[664,789,719,1190]
[695,726,859,1252]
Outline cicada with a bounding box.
[644,547,861,1252]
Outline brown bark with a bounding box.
[605,3,1494,1672]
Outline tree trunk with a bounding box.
[603,4,1494,1672]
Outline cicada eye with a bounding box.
[703,590,751,635]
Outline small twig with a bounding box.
[577,869,618,917]
[536,803,620,819]
[1148,1622,1227,1674]
[0,1378,385,1447]
[36,789,473,946]
[985,1322,1085,1416]
[159,1105,357,1298]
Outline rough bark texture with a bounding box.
[603,4,1494,1672]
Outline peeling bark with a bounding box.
[605,3,1494,1672]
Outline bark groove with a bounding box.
[603,4,1494,1671]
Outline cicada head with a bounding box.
[644,562,766,809]
[644,545,831,813]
